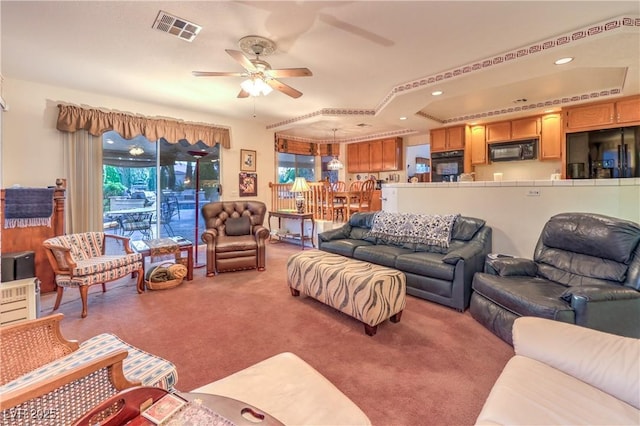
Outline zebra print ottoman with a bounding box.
[287,250,406,336]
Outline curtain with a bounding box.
[57,104,231,149]
[62,130,103,233]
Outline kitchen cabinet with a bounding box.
[540,113,561,160]
[347,143,361,172]
[357,143,370,172]
[470,125,487,165]
[565,102,615,130]
[430,126,465,152]
[616,97,640,124]
[512,117,540,139]
[371,190,382,211]
[381,138,402,170]
[486,121,511,143]
[369,140,383,171]
[346,137,403,172]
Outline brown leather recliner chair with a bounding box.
[201,201,270,277]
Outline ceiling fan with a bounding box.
[192,36,312,99]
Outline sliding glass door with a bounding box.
[102,131,220,245]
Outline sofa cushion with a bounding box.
[320,239,374,258]
[536,247,630,285]
[541,213,640,264]
[225,216,251,236]
[215,234,258,252]
[353,245,412,268]
[475,355,639,426]
[472,274,575,323]
[395,252,455,281]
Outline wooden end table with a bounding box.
[130,237,193,292]
[267,210,315,250]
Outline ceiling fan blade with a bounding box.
[237,89,250,98]
[192,71,246,77]
[226,49,257,72]
[267,78,303,98]
[268,68,313,78]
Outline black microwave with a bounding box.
[489,139,538,162]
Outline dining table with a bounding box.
[331,191,360,221]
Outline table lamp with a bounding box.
[290,177,310,213]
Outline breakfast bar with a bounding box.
[383,178,640,257]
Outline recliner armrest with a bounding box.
[560,285,640,303]
[485,257,537,276]
[254,225,270,241]
[201,229,218,244]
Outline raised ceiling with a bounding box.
[2,1,638,144]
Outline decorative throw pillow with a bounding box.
[225,216,251,236]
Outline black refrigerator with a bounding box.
[566,126,639,179]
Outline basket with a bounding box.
[145,261,186,291]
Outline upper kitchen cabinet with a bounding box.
[381,138,403,170]
[616,97,640,124]
[511,117,540,139]
[485,121,511,143]
[540,113,561,160]
[469,125,487,165]
[565,102,615,130]
[564,96,640,131]
[357,143,371,172]
[346,137,403,172]
[430,126,465,152]
[347,143,362,173]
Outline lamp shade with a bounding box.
[290,177,310,193]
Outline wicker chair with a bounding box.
[43,232,144,318]
[0,314,178,393]
[0,314,78,386]
[0,350,138,425]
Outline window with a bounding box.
[320,155,339,183]
[277,152,315,183]
[102,131,220,243]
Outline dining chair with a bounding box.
[347,179,376,218]
[331,181,346,192]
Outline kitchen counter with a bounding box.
[382,178,639,257]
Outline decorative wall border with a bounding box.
[270,15,638,138]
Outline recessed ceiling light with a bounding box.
[431,90,443,96]
[554,57,573,65]
[399,116,407,120]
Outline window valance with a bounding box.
[275,136,339,156]
[56,104,230,149]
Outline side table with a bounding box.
[131,237,193,292]
[267,210,315,250]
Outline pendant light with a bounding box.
[327,128,344,171]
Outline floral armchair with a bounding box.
[43,232,143,318]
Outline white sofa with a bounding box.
[476,317,640,425]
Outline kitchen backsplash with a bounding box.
[474,160,561,181]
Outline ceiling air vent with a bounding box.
[152,10,202,42]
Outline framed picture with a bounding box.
[240,149,257,172]
[239,172,257,197]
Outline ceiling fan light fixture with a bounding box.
[241,77,273,97]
